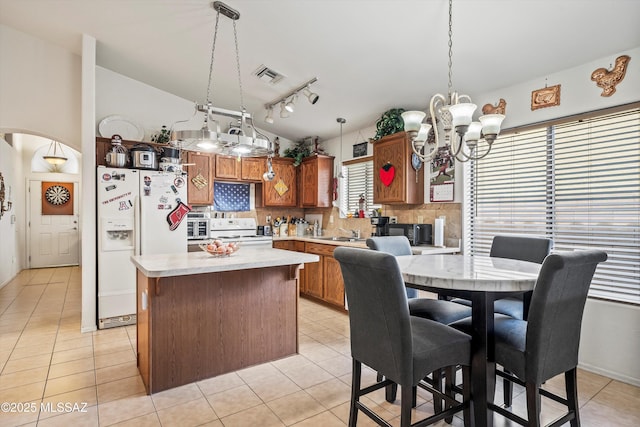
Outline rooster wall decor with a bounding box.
[482,98,507,115]
[591,55,631,97]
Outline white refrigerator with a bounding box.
[97,166,189,329]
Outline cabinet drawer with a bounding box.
[305,242,336,257]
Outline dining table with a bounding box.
[395,254,541,427]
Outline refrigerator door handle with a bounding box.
[134,195,141,256]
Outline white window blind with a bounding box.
[466,107,640,304]
[340,158,379,217]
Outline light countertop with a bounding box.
[273,235,460,254]
[131,247,319,278]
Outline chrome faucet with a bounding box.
[339,227,361,239]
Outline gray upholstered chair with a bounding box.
[366,236,472,324]
[334,246,472,427]
[453,235,553,320]
[490,250,607,427]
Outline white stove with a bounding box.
[209,218,272,247]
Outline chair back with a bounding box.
[366,236,413,256]
[334,246,413,384]
[366,236,417,298]
[490,235,553,264]
[525,250,607,383]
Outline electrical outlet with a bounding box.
[417,215,424,223]
[329,215,334,224]
[390,216,398,224]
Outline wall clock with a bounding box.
[45,184,71,205]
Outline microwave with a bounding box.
[187,218,210,240]
[387,223,433,246]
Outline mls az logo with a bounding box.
[118,201,130,211]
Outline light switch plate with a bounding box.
[417,215,424,223]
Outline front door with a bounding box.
[28,180,79,268]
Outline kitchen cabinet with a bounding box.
[215,155,241,180]
[303,242,344,308]
[262,157,297,207]
[185,151,215,206]
[241,157,266,182]
[372,131,424,204]
[299,154,334,208]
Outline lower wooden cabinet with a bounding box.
[303,242,345,308]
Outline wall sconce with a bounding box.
[0,172,12,220]
[43,140,68,165]
[265,77,318,122]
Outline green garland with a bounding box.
[372,108,406,140]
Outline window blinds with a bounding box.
[340,159,379,216]
[467,108,640,304]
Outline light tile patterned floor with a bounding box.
[0,267,638,426]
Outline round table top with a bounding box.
[395,254,541,292]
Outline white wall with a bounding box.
[0,24,81,150]
[0,137,23,287]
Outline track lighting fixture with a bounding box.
[303,85,319,104]
[279,102,289,118]
[264,107,274,124]
[264,77,318,121]
[285,95,296,113]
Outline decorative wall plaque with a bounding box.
[531,84,561,110]
[482,98,507,115]
[590,55,631,97]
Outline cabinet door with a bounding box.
[373,132,423,204]
[300,160,318,206]
[323,256,345,307]
[186,152,214,205]
[241,157,266,181]
[304,256,323,299]
[215,155,241,180]
[263,158,297,206]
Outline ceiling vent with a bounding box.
[253,65,285,84]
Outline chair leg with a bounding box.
[401,384,414,427]
[565,368,580,427]
[385,382,398,402]
[444,366,455,423]
[503,370,514,408]
[462,366,472,427]
[525,381,542,427]
[349,359,361,427]
[432,369,443,414]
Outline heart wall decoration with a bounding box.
[379,162,395,187]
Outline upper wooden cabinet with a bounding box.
[372,132,424,204]
[299,154,334,208]
[185,151,215,206]
[262,157,297,207]
[215,155,241,180]
[241,157,266,182]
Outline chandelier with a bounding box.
[174,1,271,157]
[402,0,505,163]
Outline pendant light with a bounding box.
[43,140,68,165]
[173,1,271,157]
[402,0,505,163]
[336,118,346,178]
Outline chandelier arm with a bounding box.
[429,93,446,148]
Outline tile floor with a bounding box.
[0,266,638,426]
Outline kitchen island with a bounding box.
[131,247,319,394]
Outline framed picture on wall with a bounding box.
[352,141,367,157]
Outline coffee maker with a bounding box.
[370,216,389,236]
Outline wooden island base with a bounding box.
[136,265,300,394]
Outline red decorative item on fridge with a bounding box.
[166,198,191,231]
[379,162,395,187]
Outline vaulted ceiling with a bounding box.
[1,0,639,141]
